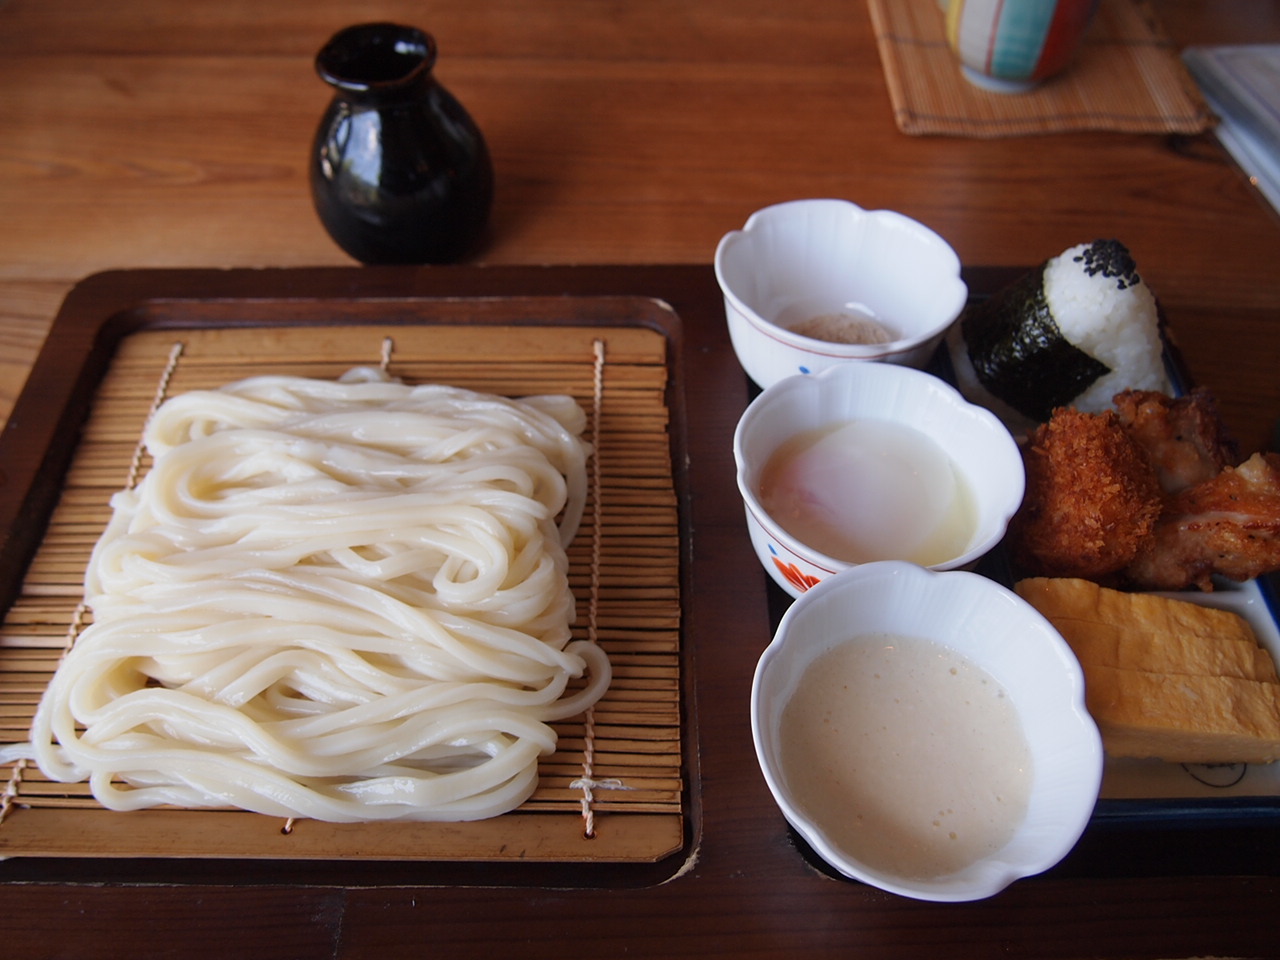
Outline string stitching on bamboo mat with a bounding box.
[570,338,635,838]
[374,337,636,833]
[0,755,26,825]
[0,341,186,825]
[379,335,393,375]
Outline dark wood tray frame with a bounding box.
[0,266,709,889]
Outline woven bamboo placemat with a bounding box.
[0,318,684,863]
[868,0,1215,138]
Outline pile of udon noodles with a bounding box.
[1,368,611,822]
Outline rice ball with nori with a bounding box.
[948,239,1170,431]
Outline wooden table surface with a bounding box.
[2,1,1279,957]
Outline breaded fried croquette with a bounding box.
[1009,407,1163,580]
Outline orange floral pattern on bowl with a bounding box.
[771,555,821,593]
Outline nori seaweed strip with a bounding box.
[959,263,1110,423]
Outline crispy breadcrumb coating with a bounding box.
[1009,407,1163,581]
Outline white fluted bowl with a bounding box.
[734,361,1024,598]
[751,561,1103,902]
[715,198,967,388]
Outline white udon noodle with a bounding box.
[1,368,610,822]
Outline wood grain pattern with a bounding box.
[1,0,1279,953]
[0,3,1277,455]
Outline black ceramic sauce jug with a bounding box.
[310,23,494,264]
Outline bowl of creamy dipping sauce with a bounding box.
[751,561,1103,902]
[734,361,1024,598]
[714,198,968,389]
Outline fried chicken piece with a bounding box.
[1112,388,1239,493]
[1009,407,1164,580]
[1124,452,1280,591]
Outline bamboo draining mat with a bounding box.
[0,318,685,863]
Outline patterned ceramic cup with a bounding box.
[943,0,1100,93]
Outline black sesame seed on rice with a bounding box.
[1071,239,1142,291]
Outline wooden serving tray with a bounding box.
[0,268,696,877]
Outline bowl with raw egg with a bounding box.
[733,360,1024,598]
[714,198,968,389]
[751,560,1103,902]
